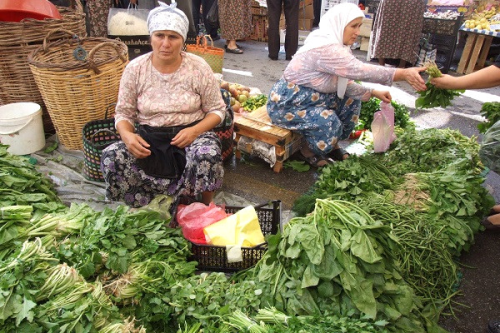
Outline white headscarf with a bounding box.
[297,3,364,98]
[147,1,189,41]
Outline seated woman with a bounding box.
[266,3,427,167]
[101,1,226,208]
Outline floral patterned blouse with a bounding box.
[115,52,225,128]
[284,44,397,101]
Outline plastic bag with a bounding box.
[176,202,229,244]
[371,101,397,153]
[206,0,219,28]
[203,206,265,247]
[480,120,500,174]
[107,6,150,36]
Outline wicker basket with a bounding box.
[0,0,86,133]
[28,29,128,150]
[82,104,120,182]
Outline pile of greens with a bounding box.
[359,98,412,131]
[478,102,500,133]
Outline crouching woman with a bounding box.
[101,1,225,207]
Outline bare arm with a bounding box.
[393,67,428,91]
[430,65,500,90]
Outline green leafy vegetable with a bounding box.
[415,61,464,109]
[242,94,268,111]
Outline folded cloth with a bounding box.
[136,124,192,179]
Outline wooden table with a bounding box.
[457,29,499,74]
[233,107,302,173]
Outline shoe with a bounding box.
[489,204,500,215]
[328,147,350,161]
[297,152,333,168]
[481,214,500,231]
[488,320,500,333]
[268,55,278,60]
[226,47,243,54]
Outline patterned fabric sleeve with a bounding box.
[284,44,396,100]
[191,54,226,124]
[114,56,141,128]
[316,45,396,87]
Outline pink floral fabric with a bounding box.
[284,44,396,101]
[86,0,113,37]
[115,51,226,128]
[370,0,426,64]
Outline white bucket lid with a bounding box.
[0,102,42,125]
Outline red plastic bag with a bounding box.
[176,202,229,244]
[371,102,397,153]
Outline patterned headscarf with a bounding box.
[147,1,189,41]
[296,3,364,98]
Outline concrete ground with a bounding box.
[213,38,500,333]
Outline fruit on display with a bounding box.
[463,5,499,31]
[220,80,251,113]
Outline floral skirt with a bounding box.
[267,78,361,156]
[101,131,224,207]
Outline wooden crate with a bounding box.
[234,107,302,173]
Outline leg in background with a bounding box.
[266,0,282,60]
[283,0,299,60]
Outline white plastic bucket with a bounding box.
[0,102,46,155]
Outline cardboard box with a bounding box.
[359,18,373,37]
[300,4,314,19]
[299,18,313,31]
[360,36,370,51]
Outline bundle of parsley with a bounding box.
[415,61,464,109]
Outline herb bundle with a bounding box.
[415,61,464,109]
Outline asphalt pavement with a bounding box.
[213,38,500,333]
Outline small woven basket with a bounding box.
[28,29,128,150]
[0,0,86,133]
[215,89,234,161]
[186,35,224,73]
[82,104,120,182]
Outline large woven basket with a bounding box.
[0,0,86,133]
[28,29,129,150]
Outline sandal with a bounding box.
[297,152,332,168]
[329,147,350,161]
[226,47,243,54]
[225,44,242,49]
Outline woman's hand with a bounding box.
[121,131,151,159]
[171,127,202,148]
[371,89,392,103]
[395,67,427,92]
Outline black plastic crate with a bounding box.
[189,200,281,273]
[422,17,462,36]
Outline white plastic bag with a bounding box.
[371,102,397,153]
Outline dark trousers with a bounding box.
[267,0,299,59]
[313,0,321,27]
[192,0,218,38]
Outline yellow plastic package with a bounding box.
[203,206,265,247]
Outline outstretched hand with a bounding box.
[371,89,392,103]
[404,67,428,92]
[430,74,456,89]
